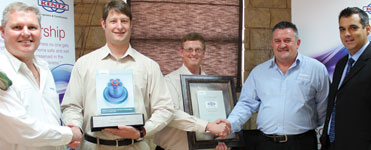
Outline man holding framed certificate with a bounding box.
[154,32,230,150]
[61,0,174,149]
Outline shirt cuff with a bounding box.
[194,118,208,133]
[58,126,74,145]
[227,118,239,133]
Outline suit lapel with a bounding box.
[339,43,371,89]
[324,56,346,124]
[332,58,346,91]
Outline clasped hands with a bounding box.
[206,119,231,139]
[66,124,83,149]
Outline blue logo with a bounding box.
[103,79,128,104]
[38,0,69,14]
[363,3,371,14]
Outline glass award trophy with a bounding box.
[91,70,144,132]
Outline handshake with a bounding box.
[206,119,231,139]
[66,124,83,149]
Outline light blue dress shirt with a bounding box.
[228,53,329,135]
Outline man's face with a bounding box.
[1,10,41,60]
[180,40,205,69]
[101,10,131,46]
[271,28,300,64]
[339,14,370,55]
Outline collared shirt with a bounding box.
[61,44,174,149]
[0,50,72,150]
[228,53,329,135]
[154,64,208,150]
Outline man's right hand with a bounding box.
[66,124,82,149]
[215,119,231,129]
[206,119,232,139]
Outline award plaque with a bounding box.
[92,70,144,132]
[180,75,244,149]
[91,113,144,132]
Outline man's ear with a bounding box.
[0,26,5,39]
[366,24,371,35]
[100,18,106,29]
[296,39,301,47]
[179,48,184,57]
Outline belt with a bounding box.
[84,134,141,146]
[260,130,314,143]
[155,145,165,150]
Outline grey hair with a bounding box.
[1,2,41,28]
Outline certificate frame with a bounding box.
[180,75,244,149]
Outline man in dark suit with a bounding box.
[321,7,371,150]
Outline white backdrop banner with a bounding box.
[292,0,371,149]
[293,0,371,78]
[0,0,75,102]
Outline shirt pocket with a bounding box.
[293,79,315,103]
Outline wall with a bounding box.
[74,0,109,59]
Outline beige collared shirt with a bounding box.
[154,64,208,150]
[0,50,72,150]
[61,44,174,149]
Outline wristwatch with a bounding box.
[137,127,146,140]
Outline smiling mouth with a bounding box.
[277,49,289,52]
[18,40,33,44]
[345,39,354,43]
[114,31,125,35]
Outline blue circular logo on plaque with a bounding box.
[103,79,128,104]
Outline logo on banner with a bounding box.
[38,0,69,13]
[363,3,371,14]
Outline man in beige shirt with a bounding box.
[61,0,174,149]
[154,32,229,150]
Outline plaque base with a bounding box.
[91,113,144,132]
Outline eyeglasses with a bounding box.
[183,48,205,54]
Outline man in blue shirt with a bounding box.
[216,21,329,150]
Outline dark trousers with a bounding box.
[244,130,317,150]
[328,142,335,150]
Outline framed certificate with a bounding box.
[180,75,244,149]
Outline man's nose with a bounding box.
[278,41,287,48]
[344,29,351,37]
[21,27,31,36]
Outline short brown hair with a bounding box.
[102,0,132,22]
[181,32,206,50]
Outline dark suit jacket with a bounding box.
[321,43,371,150]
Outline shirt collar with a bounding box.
[98,44,137,61]
[269,52,302,69]
[348,41,369,62]
[4,49,45,72]
[181,64,206,75]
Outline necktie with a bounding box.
[329,58,354,142]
